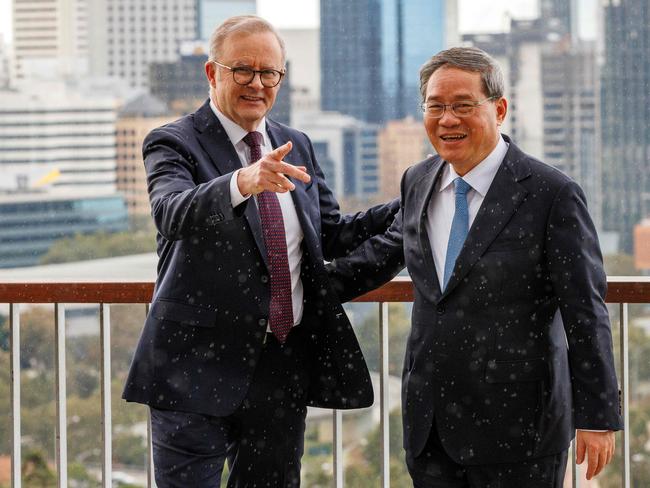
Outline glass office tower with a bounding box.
[321,0,451,124]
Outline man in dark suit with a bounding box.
[328,47,622,487]
[122,16,398,487]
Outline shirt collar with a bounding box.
[438,135,509,196]
[209,99,268,147]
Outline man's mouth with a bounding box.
[241,95,264,103]
[440,134,467,141]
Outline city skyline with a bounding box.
[1,0,556,44]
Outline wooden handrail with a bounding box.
[0,276,648,303]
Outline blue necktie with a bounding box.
[443,177,472,289]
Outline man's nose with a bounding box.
[248,73,265,89]
[438,109,461,126]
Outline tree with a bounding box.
[354,302,411,376]
[40,230,156,265]
[22,450,56,488]
[603,253,637,276]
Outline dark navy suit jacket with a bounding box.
[123,100,399,415]
[329,136,623,465]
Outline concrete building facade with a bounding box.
[87,0,197,90]
[0,85,118,192]
[378,117,429,199]
[116,94,172,217]
[12,0,89,80]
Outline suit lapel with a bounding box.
[193,101,268,267]
[415,159,445,301]
[441,143,530,299]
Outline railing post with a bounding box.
[333,409,344,487]
[145,304,157,488]
[54,304,68,488]
[571,437,578,487]
[379,302,390,488]
[619,303,630,488]
[100,304,112,488]
[10,303,22,488]
[147,411,156,487]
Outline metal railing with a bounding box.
[2,276,649,488]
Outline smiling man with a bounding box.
[122,15,399,487]
[328,47,622,487]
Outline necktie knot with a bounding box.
[243,131,263,149]
[454,177,471,196]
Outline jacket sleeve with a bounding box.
[325,169,408,303]
[302,134,400,260]
[545,180,623,430]
[144,126,248,241]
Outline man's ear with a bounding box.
[205,61,217,88]
[495,97,508,125]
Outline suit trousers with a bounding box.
[150,325,311,488]
[406,421,569,488]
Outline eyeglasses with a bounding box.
[212,61,285,88]
[421,96,496,118]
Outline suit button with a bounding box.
[208,212,224,225]
[261,275,269,283]
[259,318,267,326]
[436,305,445,315]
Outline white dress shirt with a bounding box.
[210,100,304,327]
[425,136,509,287]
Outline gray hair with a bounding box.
[208,15,286,64]
[419,46,504,102]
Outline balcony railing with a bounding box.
[2,276,649,488]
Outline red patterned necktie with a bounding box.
[242,131,294,343]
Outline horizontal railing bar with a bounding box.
[0,276,648,304]
[0,282,155,303]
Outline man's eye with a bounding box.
[454,103,474,111]
[233,67,253,74]
[428,104,444,111]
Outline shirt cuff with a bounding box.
[230,169,251,208]
[578,429,607,432]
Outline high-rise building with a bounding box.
[378,117,429,199]
[0,84,118,192]
[321,0,457,124]
[198,0,256,40]
[541,41,602,228]
[87,0,197,90]
[0,37,10,88]
[464,18,603,229]
[116,94,172,217]
[539,0,576,37]
[601,0,650,252]
[278,28,320,115]
[12,0,89,80]
[294,111,379,199]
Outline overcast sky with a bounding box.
[0,0,597,45]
